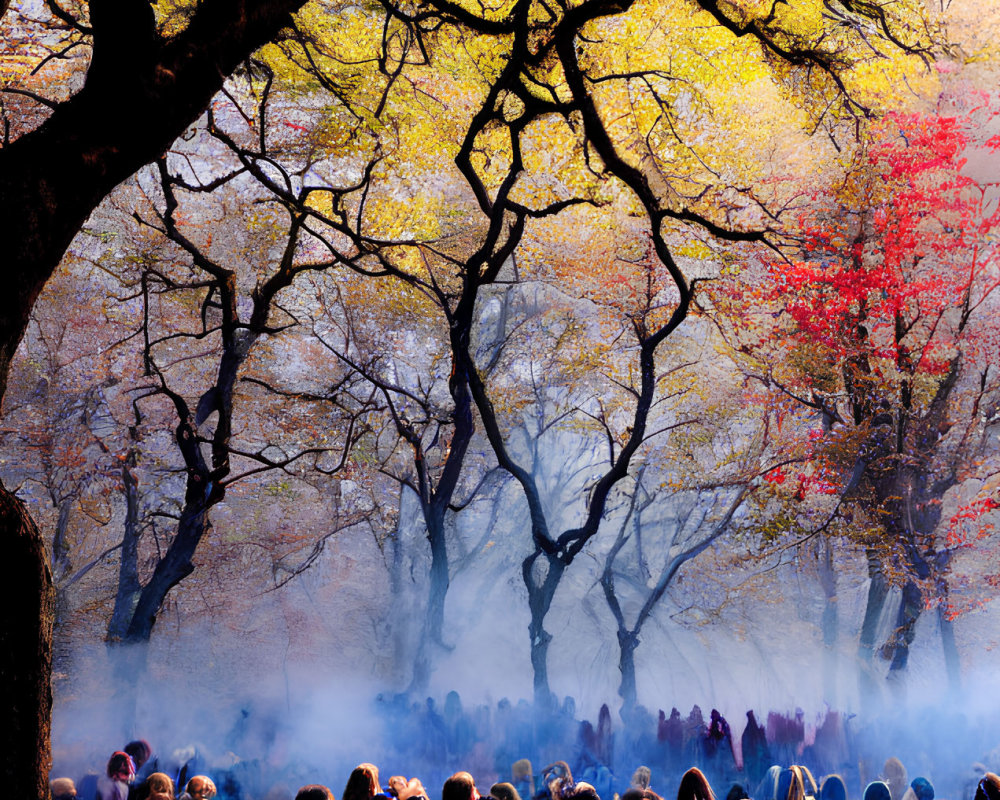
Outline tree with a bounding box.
[702,102,1000,697]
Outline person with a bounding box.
[344,765,381,800]
[777,769,804,800]
[863,781,891,800]
[975,774,1000,800]
[758,767,783,800]
[882,760,907,800]
[141,773,175,800]
[125,741,156,787]
[397,779,427,800]
[624,791,664,800]
[704,710,737,780]
[98,752,136,800]
[541,762,575,800]
[512,760,535,800]
[296,788,335,800]
[443,772,480,800]
[685,708,706,769]
[677,768,714,800]
[741,712,771,788]
[632,768,652,792]
[908,778,933,800]
[819,774,847,800]
[491,784,522,800]
[52,778,78,800]
[179,776,217,800]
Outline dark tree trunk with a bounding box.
[887,579,924,676]
[125,499,209,643]
[424,508,450,646]
[523,553,564,708]
[51,498,73,580]
[617,630,639,714]
[107,449,143,642]
[858,550,889,703]
[0,480,53,800]
[0,3,309,791]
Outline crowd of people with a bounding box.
[48,696,1000,800]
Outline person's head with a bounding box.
[632,768,652,791]
[399,779,427,800]
[185,776,217,800]
[390,777,409,797]
[443,773,479,800]
[863,781,891,800]
[909,778,933,800]
[677,769,714,800]
[726,785,749,800]
[296,787,335,800]
[569,785,601,800]
[145,773,174,800]
[51,777,77,800]
[975,774,1000,800]
[882,761,907,800]
[345,764,381,800]
[492,783,522,800]
[819,775,847,800]
[125,741,153,770]
[107,752,136,783]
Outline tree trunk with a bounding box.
[858,550,889,704]
[125,501,208,643]
[425,508,451,648]
[0,481,53,800]
[618,631,639,718]
[817,538,839,705]
[938,603,961,694]
[524,553,563,709]
[887,579,923,677]
[107,449,143,642]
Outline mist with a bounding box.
[49,498,1000,800]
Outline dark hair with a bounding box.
[678,769,714,800]
[820,775,847,800]
[493,783,522,800]
[344,765,380,800]
[726,785,749,800]
[909,778,933,800]
[124,741,152,768]
[297,786,336,800]
[864,782,891,800]
[443,774,476,800]
[975,774,1000,800]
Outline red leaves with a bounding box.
[945,494,999,548]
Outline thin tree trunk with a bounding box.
[107,449,143,642]
[938,603,961,694]
[818,538,838,705]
